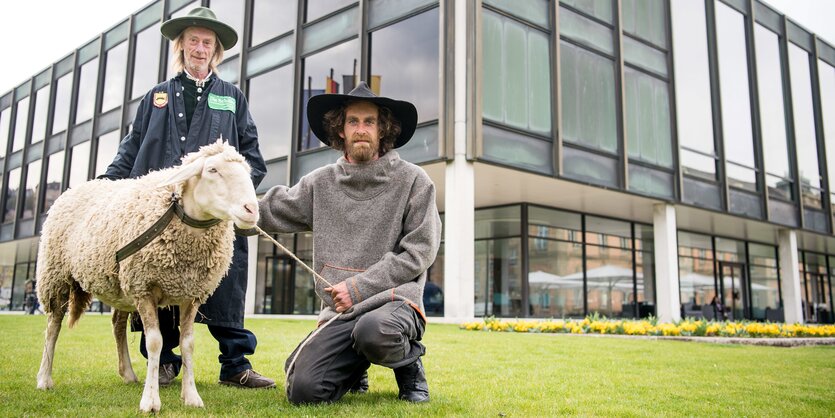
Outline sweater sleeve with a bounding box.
[257,175,315,233]
[346,175,442,303]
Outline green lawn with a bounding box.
[1,314,833,417]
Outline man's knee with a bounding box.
[286,372,333,405]
[352,315,402,364]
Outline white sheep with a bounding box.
[35,140,259,413]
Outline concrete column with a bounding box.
[245,235,258,315]
[443,0,475,321]
[653,203,680,323]
[778,229,804,324]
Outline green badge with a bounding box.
[207,93,236,113]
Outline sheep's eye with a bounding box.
[208,167,218,174]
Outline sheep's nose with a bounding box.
[243,203,256,215]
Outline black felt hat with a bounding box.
[161,7,238,50]
[306,81,418,148]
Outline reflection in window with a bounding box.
[248,65,294,160]
[299,39,359,151]
[51,73,73,135]
[75,58,100,124]
[820,60,835,224]
[132,23,161,99]
[716,3,756,188]
[31,86,50,144]
[252,0,296,46]
[475,205,521,239]
[95,131,121,177]
[475,238,522,317]
[0,108,9,158]
[483,9,550,135]
[621,0,666,47]
[3,168,20,223]
[749,243,780,321]
[789,44,822,207]
[12,97,30,152]
[625,68,672,167]
[209,0,244,58]
[561,41,616,153]
[101,42,128,112]
[42,151,64,214]
[68,141,91,189]
[560,0,612,23]
[21,161,41,219]
[305,0,355,23]
[371,8,440,124]
[528,238,583,318]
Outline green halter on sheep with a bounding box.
[35,139,258,413]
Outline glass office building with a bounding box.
[1,0,834,324]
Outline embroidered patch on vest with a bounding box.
[207,93,236,113]
[153,92,168,108]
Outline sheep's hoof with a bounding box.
[121,372,139,384]
[36,378,54,390]
[139,395,161,413]
[182,394,204,408]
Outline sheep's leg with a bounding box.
[136,299,162,413]
[178,302,203,407]
[112,310,138,383]
[36,309,65,389]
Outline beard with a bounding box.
[346,137,378,162]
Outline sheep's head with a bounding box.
[159,139,259,229]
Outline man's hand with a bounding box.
[324,281,354,313]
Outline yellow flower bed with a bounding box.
[460,317,835,338]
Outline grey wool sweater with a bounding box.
[257,150,442,322]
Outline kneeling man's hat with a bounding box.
[307,82,418,149]
[161,7,238,50]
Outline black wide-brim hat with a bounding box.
[307,82,418,149]
[161,7,238,50]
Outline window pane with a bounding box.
[132,23,162,99]
[0,108,9,158]
[209,0,244,58]
[299,39,359,151]
[561,41,617,153]
[789,44,821,190]
[252,0,297,46]
[101,42,128,112]
[622,0,666,47]
[68,141,91,189]
[755,25,791,180]
[482,125,553,174]
[42,151,64,214]
[95,130,121,177]
[31,86,50,144]
[302,6,359,55]
[681,149,716,180]
[475,205,521,239]
[559,6,613,55]
[75,58,99,124]
[305,0,355,23]
[483,0,549,28]
[12,97,29,152]
[528,206,582,241]
[671,0,714,155]
[3,168,20,223]
[247,34,295,77]
[475,238,522,317]
[249,65,294,160]
[821,60,835,194]
[560,0,612,23]
[586,245,633,318]
[51,73,72,135]
[716,3,755,170]
[371,9,440,123]
[528,239,583,318]
[21,161,41,220]
[623,36,667,76]
[625,68,672,167]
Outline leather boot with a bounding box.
[393,358,429,402]
[349,371,369,393]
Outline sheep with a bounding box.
[35,139,259,413]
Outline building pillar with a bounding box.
[443,0,475,321]
[653,203,680,323]
[778,229,804,324]
[245,235,258,315]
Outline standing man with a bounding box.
[257,82,442,404]
[101,7,274,389]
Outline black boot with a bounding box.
[349,371,369,393]
[393,358,429,402]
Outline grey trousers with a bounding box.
[285,300,426,404]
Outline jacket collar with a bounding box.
[335,151,399,201]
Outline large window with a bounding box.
[21,161,41,220]
[75,58,99,124]
[252,0,296,47]
[248,65,294,160]
[132,23,162,99]
[0,107,10,158]
[101,42,128,112]
[12,97,30,153]
[3,169,21,224]
[42,151,64,215]
[95,131,121,177]
[68,141,91,189]
[678,231,716,317]
[789,44,823,215]
[820,60,835,230]
[51,73,73,135]
[528,207,583,318]
[209,0,244,59]
[749,243,781,321]
[31,86,50,145]
[475,206,522,317]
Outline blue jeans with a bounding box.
[139,307,256,381]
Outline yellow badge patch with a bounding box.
[153,92,168,108]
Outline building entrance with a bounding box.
[803,272,833,324]
[719,262,750,321]
[264,256,294,314]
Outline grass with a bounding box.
[1,314,833,417]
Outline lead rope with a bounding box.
[252,226,342,392]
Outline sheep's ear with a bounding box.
[158,157,205,187]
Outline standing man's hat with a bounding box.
[161,7,238,50]
[307,82,418,149]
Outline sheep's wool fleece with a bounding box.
[37,165,235,312]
